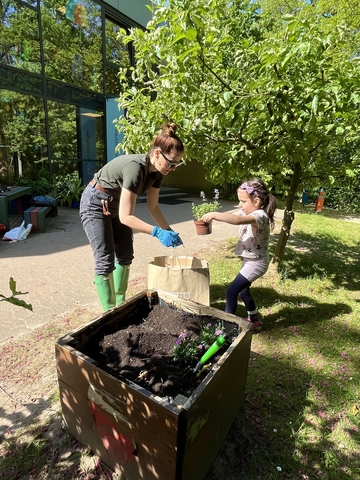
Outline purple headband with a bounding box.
[240,182,265,199]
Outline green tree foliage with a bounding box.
[261,0,360,58]
[115,0,360,266]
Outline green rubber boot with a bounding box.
[94,273,116,312]
[113,264,130,305]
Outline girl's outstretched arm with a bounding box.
[201,211,255,225]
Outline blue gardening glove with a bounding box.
[151,226,183,247]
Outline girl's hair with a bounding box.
[239,178,277,230]
[150,123,184,155]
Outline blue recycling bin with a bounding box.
[301,190,309,205]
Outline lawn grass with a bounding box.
[0,205,359,479]
[205,206,360,480]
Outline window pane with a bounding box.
[41,0,103,92]
[21,0,38,7]
[105,65,121,95]
[105,17,130,65]
[105,17,131,95]
[0,1,41,73]
[78,108,105,183]
[48,100,77,165]
[0,90,46,183]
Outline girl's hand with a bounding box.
[201,213,215,223]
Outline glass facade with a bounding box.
[0,0,139,186]
[42,0,103,92]
[1,1,41,74]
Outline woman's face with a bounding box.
[237,188,259,215]
[153,148,184,175]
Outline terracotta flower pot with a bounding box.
[193,219,212,235]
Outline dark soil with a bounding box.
[82,304,239,400]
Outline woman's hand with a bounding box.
[152,227,183,247]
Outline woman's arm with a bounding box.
[146,187,172,230]
[119,188,155,234]
[202,211,256,225]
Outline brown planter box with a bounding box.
[55,290,253,480]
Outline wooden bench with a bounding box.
[23,205,52,233]
[0,186,33,231]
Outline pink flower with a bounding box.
[317,410,328,419]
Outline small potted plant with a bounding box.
[55,172,85,208]
[192,189,221,235]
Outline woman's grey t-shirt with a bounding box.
[94,154,163,200]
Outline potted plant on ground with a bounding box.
[55,172,85,208]
[192,189,221,234]
[15,168,54,197]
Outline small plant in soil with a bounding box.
[80,304,239,400]
[173,321,225,363]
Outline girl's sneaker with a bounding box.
[246,316,263,332]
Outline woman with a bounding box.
[80,123,184,311]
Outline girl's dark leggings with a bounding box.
[225,273,255,315]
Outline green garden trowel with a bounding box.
[193,334,227,373]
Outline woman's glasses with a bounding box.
[160,151,184,168]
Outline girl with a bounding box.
[80,123,184,312]
[201,178,276,331]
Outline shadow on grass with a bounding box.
[268,205,360,292]
[205,348,359,480]
[206,240,359,478]
[208,291,358,479]
[0,396,79,480]
[0,388,126,480]
[211,287,352,329]
[212,232,360,293]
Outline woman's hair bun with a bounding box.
[152,122,184,153]
[162,122,177,137]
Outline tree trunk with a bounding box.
[270,161,302,269]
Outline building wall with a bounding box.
[103,0,152,27]
[161,159,213,195]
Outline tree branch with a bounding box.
[192,132,243,143]
[309,140,323,154]
[274,63,281,79]
[198,53,234,92]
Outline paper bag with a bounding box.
[148,256,210,305]
[3,220,32,242]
